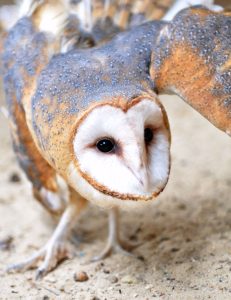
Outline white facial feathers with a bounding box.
[70,99,170,205]
[126,101,170,193]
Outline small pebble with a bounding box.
[62,282,73,293]
[9,173,21,183]
[137,255,145,261]
[0,236,13,251]
[95,262,104,272]
[58,285,65,292]
[145,284,153,290]
[121,275,137,284]
[45,276,56,283]
[74,271,89,282]
[171,248,179,252]
[110,276,118,283]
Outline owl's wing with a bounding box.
[150,7,231,136]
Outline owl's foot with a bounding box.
[7,195,87,279]
[91,207,137,261]
[91,238,135,262]
[6,240,74,279]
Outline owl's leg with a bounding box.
[7,188,87,279]
[91,207,135,261]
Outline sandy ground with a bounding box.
[0,90,230,299]
[0,1,231,299]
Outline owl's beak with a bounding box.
[139,168,149,191]
[131,169,148,190]
[128,159,149,193]
[125,144,151,193]
[138,145,150,191]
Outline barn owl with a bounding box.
[0,0,230,278]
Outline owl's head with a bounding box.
[68,95,171,208]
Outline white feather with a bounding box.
[163,0,223,21]
[37,4,68,36]
[68,162,156,211]
[70,99,170,207]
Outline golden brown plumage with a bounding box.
[0,0,230,278]
[150,7,231,136]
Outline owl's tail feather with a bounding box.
[60,0,221,50]
[27,0,68,37]
[70,0,174,32]
[69,0,220,33]
[19,0,69,36]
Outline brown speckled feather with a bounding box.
[0,0,231,276]
[1,2,231,213]
[150,7,231,135]
[1,0,168,208]
[66,0,174,46]
[90,0,174,26]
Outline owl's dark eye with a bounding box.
[96,138,115,153]
[144,127,153,144]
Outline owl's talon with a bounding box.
[91,239,135,262]
[35,268,46,281]
[6,247,45,273]
[91,244,112,262]
[6,241,72,278]
[115,243,135,256]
